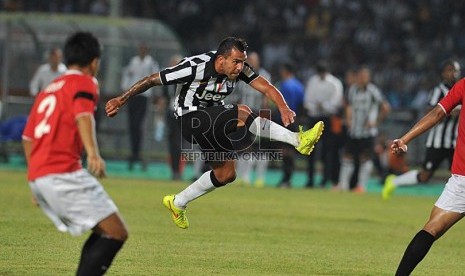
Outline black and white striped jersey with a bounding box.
[347,83,384,139]
[159,51,259,116]
[425,82,459,149]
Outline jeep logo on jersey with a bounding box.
[195,90,228,101]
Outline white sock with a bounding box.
[174,171,216,208]
[338,158,354,191]
[393,170,419,187]
[248,117,299,147]
[357,160,373,190]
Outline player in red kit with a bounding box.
[390,77,465,276]
[22,32,128,276]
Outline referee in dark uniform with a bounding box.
[383,59,461,200]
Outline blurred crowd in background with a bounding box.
[3,0,465,108]
[0,0,462,189]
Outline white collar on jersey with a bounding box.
[64,69,84,75]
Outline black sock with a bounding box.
[395,230,435,276]
[76,234,125,276]
[76,233,100,275]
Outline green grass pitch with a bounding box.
[1,169,465,275]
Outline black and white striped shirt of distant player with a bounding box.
[425,82,459,149]
[158,51,258,117]
[347,82,384,139]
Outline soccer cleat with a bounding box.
[382,174,397,201]
[162,194,189,229]
[295,121,324,155]
[254,178,265,188]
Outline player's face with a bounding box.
[357,69,371,86]
[442,62,461,84]
[49,50,63,66]
[221,48,247,80]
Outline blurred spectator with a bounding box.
[2,0,23,11]
[303,60,343,188]
[90,0,109,15]
[160,54,185,180]
[121,43,160,170]
[337,66,390,193]
[29,48,67,96]
[233,52,271,187]
[275,61,304,188]
[344,67,360,190]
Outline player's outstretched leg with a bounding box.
[162,194,189,229]
[246,112,324,156]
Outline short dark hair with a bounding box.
[316,60,329,74]
[64,32,101,67]
[216,37,248,57]
[440,59,459,72]
[281,61,296,74]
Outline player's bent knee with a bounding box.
[96,213,129,241]
[211,170,236,187]
[115,226,129,241]
[418,172,432,183]
[238,104,255,125]
[237,104,252,115]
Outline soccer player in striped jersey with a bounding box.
[337,66,391,193]
[382,60,461,200]
[389,71,465,276]
[22,32,128,276]
[105,37,324,229]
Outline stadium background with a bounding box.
[1,0,464,169]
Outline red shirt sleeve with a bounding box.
[72,76,99,117]
[439,78,465,113]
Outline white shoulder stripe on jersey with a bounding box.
[165,67,193,83]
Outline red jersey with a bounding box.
[22,70,99,181]
[439,78,465,175]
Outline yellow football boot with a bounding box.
[382,174,397,201]
[295,121,324,155]
[162,194,189,229]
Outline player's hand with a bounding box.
[31,193,39,207]
[87,155,106,178]
[390,139,408,155]
[105,97,124,117]
[279,107,296,127]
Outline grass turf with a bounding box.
[1,169,465,275]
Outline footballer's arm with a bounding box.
[22,137,38,205]
[22,139,32,165]
[76,113,106,178]
[105,72,162,117]
[249,76,295,127]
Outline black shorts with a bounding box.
[178,105,239,153]
[345,137,374,158]
[422,148,454,172]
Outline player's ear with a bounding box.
[90,58,100,75]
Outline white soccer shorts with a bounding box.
[435,174,465,214]
[29,169,118,236]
